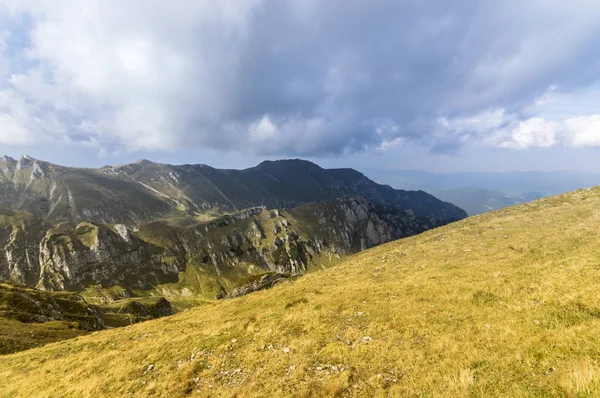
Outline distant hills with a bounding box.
[432,188,544,216]
[367,168,600,215]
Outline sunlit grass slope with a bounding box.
[3,187,600,397]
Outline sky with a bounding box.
[1,1,600,172]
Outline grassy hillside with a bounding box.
[2,187,600,397]
[0,281,173,355]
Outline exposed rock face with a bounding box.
[0,156,466,298]
[109,297,173,319]
[225,273,293,299]
[0,209,49,286]
[290,196,439,253]
[0,196,460,298]
[37,223,180,291]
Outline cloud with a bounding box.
[494,118,559,149]
[564,116,600,147]
[436,109,600,150]
[1,0,600,155]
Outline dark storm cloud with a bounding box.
[2,0,600,154]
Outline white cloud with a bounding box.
[438,109,510,134]
[496,118,558,149]
[0,113,35,144]
[377,137,404,151]
[249,115,279,141]
[244,115,331,153]
[437,108,600,150]
[0,88,72,145]
[564,115,600,147]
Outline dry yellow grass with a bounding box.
[3,187,600,397]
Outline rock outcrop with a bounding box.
[0,197,433,297]
[37,223,179,291]
[225,272,293,299]
[0,209,49,286]
[0,280,173,331]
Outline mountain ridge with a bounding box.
[0,155,466,226]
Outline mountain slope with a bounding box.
[2,187,600,396]
[0,156,171,225]
[2,197,438,298]
[0,156,466,226]
[0,280,173,355]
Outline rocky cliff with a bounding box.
[0,209,50,286]
[0,196,444,298]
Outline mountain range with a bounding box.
[0,156,466,304]
[0,156,465,225]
